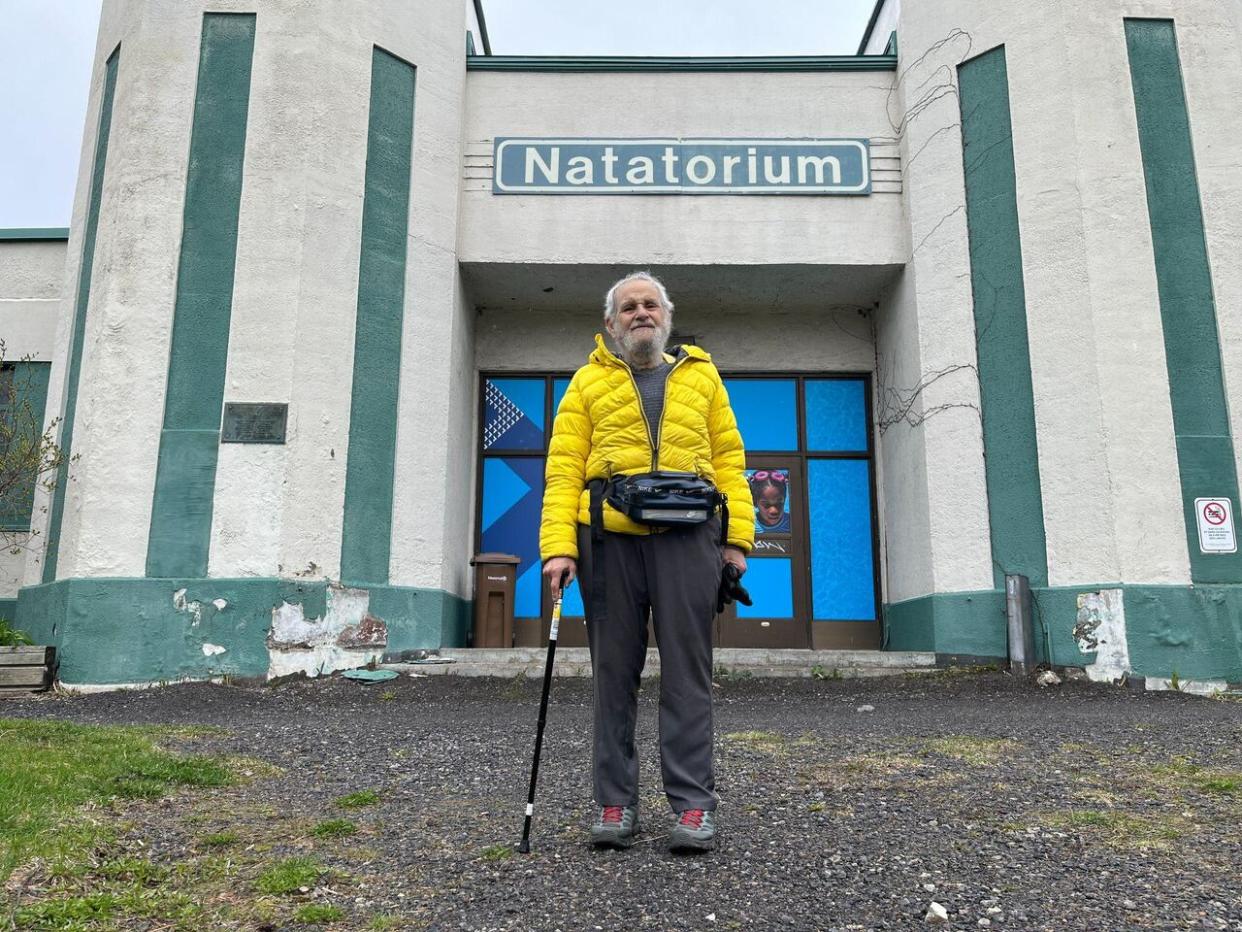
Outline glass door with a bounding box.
[716,458,809,648]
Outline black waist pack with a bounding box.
[605,471,724,528]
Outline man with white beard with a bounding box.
[540,271,754,852]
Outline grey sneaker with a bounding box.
[590,805,639,849]
[668,809,716,852]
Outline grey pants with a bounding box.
[576,518,721,813]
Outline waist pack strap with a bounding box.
[588,479,606,625]
[720,496,729,548]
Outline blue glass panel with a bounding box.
[561,576,584,617]
[736,558,793,618]
[552,378,571,418]
[480,456,545,618]
[805,379,868,451]
[484,378,546,450]
[723,379,798,452]
[808,459,876,620]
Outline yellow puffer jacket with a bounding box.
[540,334,754,561]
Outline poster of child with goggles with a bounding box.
[746,469,791,535]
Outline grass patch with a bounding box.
[255,855,325,895]
[479,843,514,861]
[1036,809,1189,849]
[0,718,235,881]
[1125,755,1242,798]
[723,730,786,754]
[369,915,405,931]
[200,830,239,848]
[334,789,381,809]
[312,818,358,839]
[295,903,345,924]
[921,735,1022,765]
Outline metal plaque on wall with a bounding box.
[222,403,288,444]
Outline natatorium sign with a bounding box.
[492,138,871,195]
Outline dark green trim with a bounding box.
[1126,19,1242,584]
[886,583,1242,681]
[466,31,476,56]
[471,0,492,55]
[883,31,898,57]
[466,55,897,73]
[0,598,17,623]
[884,590,1006,656]
[15,576,468,685]
[958,47,1049,589]
[43,47,120,582]
[0,362,52,530]
[0,228,70,241]
[146,14,255,578]
[339,49,416,588]
[856,0,888,55]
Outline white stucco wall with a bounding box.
[875,265,935,603]
[474,303,877,375]
[861,0,901,55]
[30,0,203,582]
[880,13,993,597]
[0,241,64,360]
[884,0,1240,596]
[460,70,907,267]
[0,239,65,598]
[37,0,474,595]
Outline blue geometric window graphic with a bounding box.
[808,458,876,621]
[552,378,572,420]
[805,379,868,452]
[723,378,798,451]
[484,378,546,450]
[736,557,794,619]
[480,457,545,618]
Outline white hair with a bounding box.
[603,271,675,322]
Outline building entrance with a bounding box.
[476,372,880,650]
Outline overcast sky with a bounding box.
[0,0,876,228]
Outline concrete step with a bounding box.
[383,648,938,679]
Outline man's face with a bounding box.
[607,280,670,361]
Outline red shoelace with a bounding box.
[601,806,626,824]
[678,809,705,828]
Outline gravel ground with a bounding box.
[5,670,1242,931]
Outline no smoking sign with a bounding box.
[1195,497,1237,553]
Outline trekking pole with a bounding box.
[517,581,564,854]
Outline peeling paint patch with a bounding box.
[201,642,226,656]
[267,586,386,679]
[172,588,204,626]
[1074,589,1130,683]
[337,614,387,648]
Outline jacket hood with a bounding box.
[589,332,712,368]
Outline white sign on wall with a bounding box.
[1194,497,1236,553]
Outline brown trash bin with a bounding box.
[470,553,521,648]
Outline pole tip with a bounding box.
[517,840,530,854]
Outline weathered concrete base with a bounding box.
[885,583,1242,682]
[15,577,468,685]
[384,647,938,679]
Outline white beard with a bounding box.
[618,319,672,367]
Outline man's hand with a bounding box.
[543,557,577,599]
[722,545,747,576]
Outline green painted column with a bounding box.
[43,48,120,582]
[339,49,416,587]
[1126,19,1242,584]
[957,47,1049,589]
[146,14,256,578]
